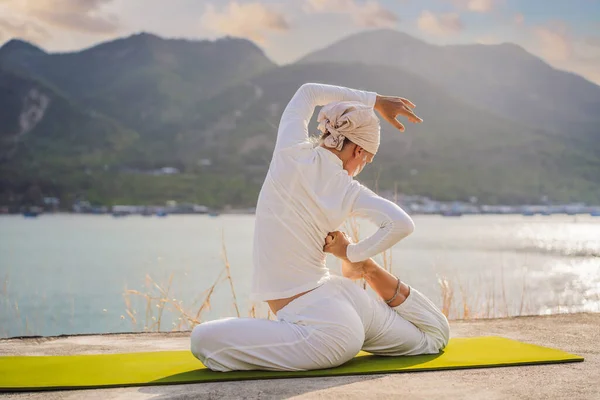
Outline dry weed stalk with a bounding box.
[500,266,509,317]
[2,274,7,299]
[222,230,240,318]
[490,278,497,318]
[458,281,471,319]
[518,266,529,316]
[438,276,454,318]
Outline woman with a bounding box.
[191,83,450,372]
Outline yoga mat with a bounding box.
[0,336,583,392]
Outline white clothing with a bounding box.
[251,83,414,301]
[191,276,450,372]
[189,83,447,373]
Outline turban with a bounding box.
[317,101,380,155]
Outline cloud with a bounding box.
[0,17,50,44]
[476,35,499,45]
[528,22,600,85]
[201,2,290,43]
[358,2,398,27]
[1,0,120,34]
[584,36,600,49]
[533,23,571,62]
[466,0,495,13]
[305,0,399,28]
[417,11,463,36]
[448,0,496,13]
[514,13,524,25]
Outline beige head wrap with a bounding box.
[317,101,380,155]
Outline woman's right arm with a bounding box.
[345,185,415,263]
[274,83,378,152]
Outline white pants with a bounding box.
[190,276,450,372]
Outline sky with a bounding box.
[0,0,599,84]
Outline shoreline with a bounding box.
[1,311,597,343]
[3,211,600,217]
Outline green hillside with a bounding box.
[0,66,140,206]
[0,32,598,209]
[185,62,600,204]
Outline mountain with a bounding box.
[0,39,46,59]
[0,33,276,134]
[182,62,600,204]
[0,34,277,208]
[298,29,600,152]
[0,63,263,208]
[0,66,138,164]
[0,32,598,208]
[0,66,139,204]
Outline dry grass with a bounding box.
[341,186,533,321]
[435,264,532,320]
[119,218,536,332]
[345,211,531,321]
[121,230,247,332]
[123,267,227,332]
[0,219,590,339]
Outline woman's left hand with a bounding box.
[323,231,351,260]
[374,95,422,132]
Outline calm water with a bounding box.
[1,214,599,338]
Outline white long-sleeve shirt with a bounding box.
[251,83,415,301]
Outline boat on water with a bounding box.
[23,207,43,218]
[441,210,462,217]
[156,211,168,217]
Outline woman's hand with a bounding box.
[374,95,422,132]
[323,231,351,260]
[324,231,365,280]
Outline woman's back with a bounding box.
[251,142,361,302]
[249,83,414,302]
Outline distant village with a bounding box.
[4,163,598,217]
[394,195,600,217]
[6,194,600,218]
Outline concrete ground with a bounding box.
[1,313,598,400]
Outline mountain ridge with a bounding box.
[0,31,598,208]
[298,29,600,151]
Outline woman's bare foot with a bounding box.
[324,231,365,280]
[341,259,365,280]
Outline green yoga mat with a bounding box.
[0,336,583,392]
